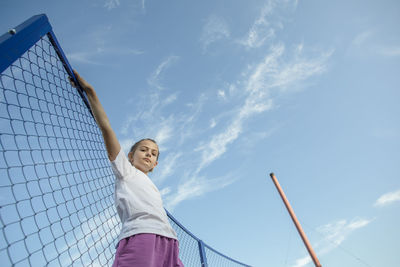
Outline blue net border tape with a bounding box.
[0,14,92,116]
[0,14,51,74]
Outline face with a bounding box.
[128,140,158,174]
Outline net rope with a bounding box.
[0,24,250,267]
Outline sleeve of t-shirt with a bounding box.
[110,148,137,179]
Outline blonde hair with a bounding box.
[129,138,160,160]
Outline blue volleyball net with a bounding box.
[0,15,250,267]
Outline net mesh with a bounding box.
[0,35,119,267]
[167,218,202,267]
[205,246,247,267]
[0,17,250,267]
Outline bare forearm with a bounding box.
[85,88,111,130]
[71,70,121,160]
[85,89,121,160]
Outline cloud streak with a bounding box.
[352,30,374,46]
[156,152,182,184]
[291,217,372,267]
[67,47,144,65]
[104,0,120,10]
[200,15,230,52]
[239,2,276,49]
[374,189,400,207]
[350,29,400,57]
[195,44,331,173]
[164,174,236,211]
[378,46,400,57]
[147,56,179,90]
[163,44,331,209]
[141,0,146,12]
[238,0,297,49]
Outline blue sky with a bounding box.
[1,0,399,266]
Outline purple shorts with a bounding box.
[112,234,184,267]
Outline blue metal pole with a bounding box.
[198,240,208,267]
[46,30,92,113]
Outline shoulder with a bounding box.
[111,149,137,179]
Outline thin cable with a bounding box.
[301,222,375,267]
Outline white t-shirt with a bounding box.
[111,149,177,243]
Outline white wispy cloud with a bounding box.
[267,50,332,91]
[239,2,276,49]
[163,93,178,105]
[316,218,371,250]
[292,255,312,267]
[209,118,217,128]
[120,137,135,153]
[141,0,146,12]
[160,186,171,196]
[378,46,400,57]
[120,87,203,150]
[238,0,298,49]
[148,56,179,90]
[104,0,120,10]
[195,44,331,172]
[352,30,374,46]
[113,48,145,55]
[67,47,144,65]
[164,174,236,210]
[217,89,227,101]
[155,152,182,184]
[239,128,279,150]
[67,51,105,65]
[200,15,230,52]
[291,217,372,267]
[374,189,400,207]
[196,118,244,172]
[350,29,400,57]
[120,57,183,144]
[121,114,177,152]
[155,121,174,148]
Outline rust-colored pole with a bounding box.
[269,173,322,267]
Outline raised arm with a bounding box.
[70,70,121,161]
